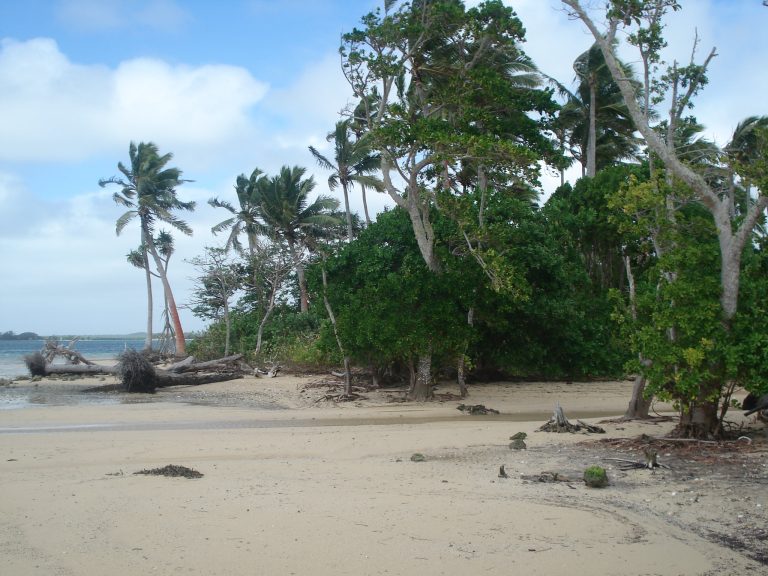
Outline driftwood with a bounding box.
[42,339,95,365]
[40,363,118,375]
[255,365,280,378]
[604,449,670,470]
[165,354,250,374]
[457,404,500,415]
[521,471,576,484]
[537,404,605,433]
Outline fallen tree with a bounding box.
[24,348,249,391]
[118,349,241,393]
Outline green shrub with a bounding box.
[583,465,609,488]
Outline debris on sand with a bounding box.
[133,465,203,479]
[457,404,499,415]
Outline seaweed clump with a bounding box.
[134,465,203,478]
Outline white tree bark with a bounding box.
[562,0,768,324]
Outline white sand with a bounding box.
[0,375,765,575]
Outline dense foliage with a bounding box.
[181,0,767,437]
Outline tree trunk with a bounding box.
[457,305,474,399]
[624,374,652,419]
[341,181,354,241]
[622,255,651,419]
[223,300,231,357]
[321,265,352,395]
[719,233,742,323]
[457,355,468,399]
[678,395,719,439]
[586,75,597,178]
[287,238,309,313]
[361,186,371,225]
[407,352,432,401]
[41,363,119,375]
[255,305,274,356]
[142,248,154,351]
[143,225,186,356]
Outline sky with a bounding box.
[0,0,765,336]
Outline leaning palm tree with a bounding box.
[256,166,340,312]
[309,119,382,237]
[209,168,267,257]
[100,142,195,356]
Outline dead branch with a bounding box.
[166,354,244,373]
[42,339,95,365]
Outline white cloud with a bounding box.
[263,53,356,155]
[0,37,268,163]
[0,180,222,335]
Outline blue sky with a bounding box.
[0,0,765,336]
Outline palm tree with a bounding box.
[209,168,267,257]
[256,166,340,312]
[125,231,175,351]
[309,119,382,237]
[559,42,640,177]
[100,142,195,356]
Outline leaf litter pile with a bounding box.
[133,464,203,479]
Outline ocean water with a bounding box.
[0,339,147,379]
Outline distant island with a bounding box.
[0,331,41,340]
[1,331,150,341]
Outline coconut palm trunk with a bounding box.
[340,179,354,241]
[587,76,598,177]
[142,248,154,350]
[287,237,309,313]
[143,224,186,356]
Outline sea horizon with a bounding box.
[0,338,162,379]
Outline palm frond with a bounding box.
[115,210,137,236]
[211,217,237,236]
[308,146,337,172]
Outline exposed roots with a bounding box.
[24,352,46,377]
[117,349,157,393]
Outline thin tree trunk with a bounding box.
[457,355,468,399]
[341,181,354,241]
[223,300,231,357]
[255,295,277,356]
[142,248,153,351]
[623,255,652,419]
[361,186,371,225]
[321,265,352,395]
[586,75,597,178]
[287,238,309,313]
[457,306,474,399]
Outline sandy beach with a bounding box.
[1,374,766,575]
